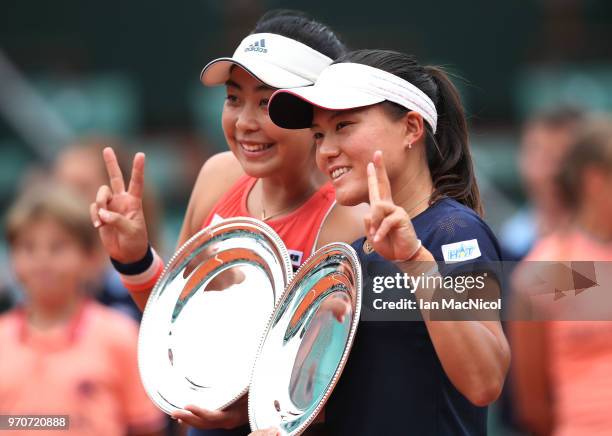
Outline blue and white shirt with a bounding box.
[326,197,502,436]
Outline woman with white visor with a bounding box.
[90,10,365,435]
[263,49,511,435]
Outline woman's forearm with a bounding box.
[399,249,510,406]
[423,319,510,406]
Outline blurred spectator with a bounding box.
[53,137,162,320]
[496,107,585,434]
[0,183,165,435]
[499,106,585,260]
[510,115,612,435]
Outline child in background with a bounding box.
[0,184,165,436]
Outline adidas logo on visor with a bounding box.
[245,39,267,53]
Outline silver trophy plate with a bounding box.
[138,217,293,414]
[248,243,362,435]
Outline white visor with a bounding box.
[200,33,333,89]
[269,63,438,133]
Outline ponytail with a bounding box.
[425,67,482,216]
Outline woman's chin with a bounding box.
[240,160,279,179]
[334,187,365,207]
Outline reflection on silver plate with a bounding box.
[248,243,362,435]
[138,217,293,414]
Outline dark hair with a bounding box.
[334,49,483,216]
[252,9,346,60]
[558,115,612,209]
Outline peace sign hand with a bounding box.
[364,150,420,261]
[89,147,149,263]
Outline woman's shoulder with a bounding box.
[190,152,244,202]
[185,152,245,235]
[417,198,494,236]
[198,151,244,182]
[415,198,501,263]
[421,197,482,220]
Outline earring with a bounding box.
[408,143,412,149]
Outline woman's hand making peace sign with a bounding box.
[364,150,422,262]
[90,147,149,264]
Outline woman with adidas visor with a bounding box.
[266,50,511,435]
[90,10,364,435]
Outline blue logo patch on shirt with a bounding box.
[441,239,481,263]
[288,249,303,269]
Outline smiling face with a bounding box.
[221,67,315,178]
[312,104,414,206]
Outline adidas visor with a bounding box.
[268,63,438,133]
[200,33,333,89]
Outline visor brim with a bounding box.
[200,57,312,89]
[269,87,384,129]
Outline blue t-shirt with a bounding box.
[325,198,502,436]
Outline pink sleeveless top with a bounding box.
[203,175,336,269]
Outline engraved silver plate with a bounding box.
[138,217,293,414]
[248,243,362,435]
